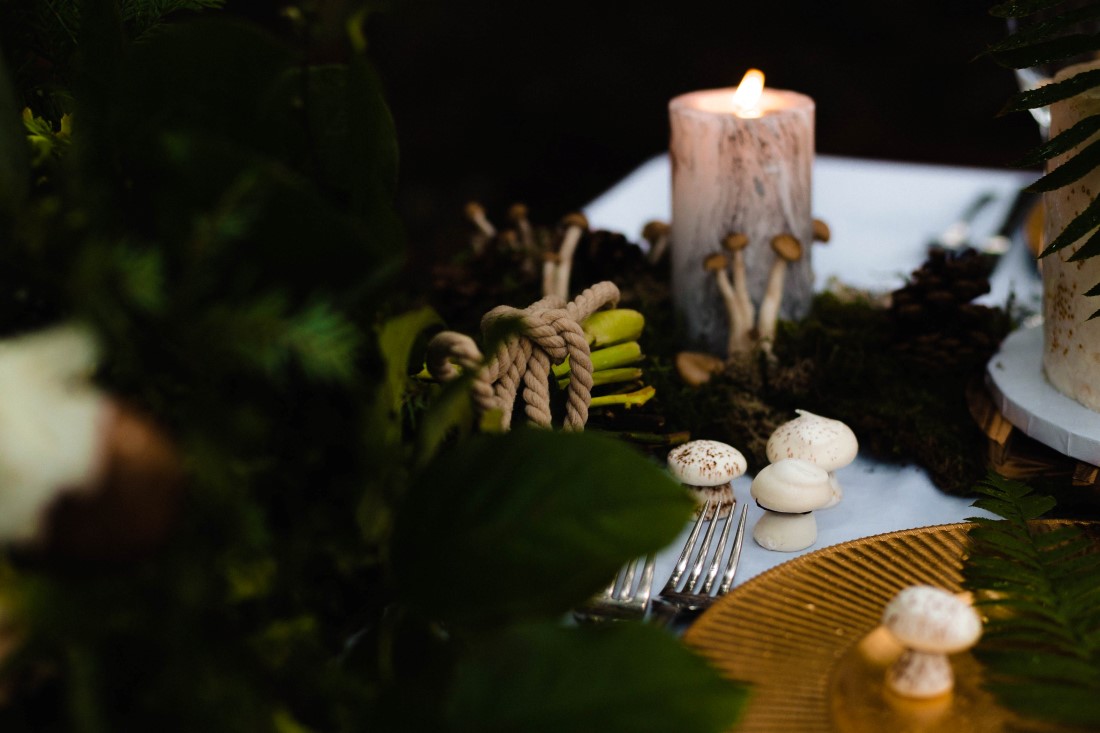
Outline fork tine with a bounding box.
[663,497,713,592]
[717,503,749,594]
[701,501,737,594]
[635,554,657,602]
[617,556,641,600]
[684,500,721,591]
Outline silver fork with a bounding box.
[652,498,749,618]
[573,554,656,622]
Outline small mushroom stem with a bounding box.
[642,220,671,265]
[704,253,744,359]
[752,510,819,552]
[541,252,560,299]
[722,233,755,352]
[757,234,804,351]
[465,201,496,257]
[554,213,588,300]
[508,203,535,252]
[887,650,953,699]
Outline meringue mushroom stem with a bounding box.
[557,367,643,389]
[552,340,643,378]
[589,385,656,409]
[642,220,670,265]
[554,212,588,300]
[757,234,804,349]
[704,252,744,358]
[722,232,755,352]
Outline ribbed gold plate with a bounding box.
[683,522,1091,733]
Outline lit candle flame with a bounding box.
[731,68,765,118]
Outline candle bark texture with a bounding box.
[670,87,815,354]
[1043,60,1100,411]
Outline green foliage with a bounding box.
[989,1,1100,316]
[0,2,748,731]
[963,474,1100,727]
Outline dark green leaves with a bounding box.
[446,623,749,733]
[1001,68,1100,113]
[0,44,29,222]
[392,429,694,626]
[963,474,1100,727]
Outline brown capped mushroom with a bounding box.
[703,252,744,358]
[642,220,670,265]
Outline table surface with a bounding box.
[583,154,1041,591]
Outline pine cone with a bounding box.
[888,249,1004,374]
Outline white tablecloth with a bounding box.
[583,154,1041,589]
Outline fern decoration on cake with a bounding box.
[962,474,1100,727]
[987,0,1100,316]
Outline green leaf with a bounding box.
[414,377,476,469]
[988,3,1100,52]
[1027,137,1100,192]
[1040,192,1100,257]
[990,0,1069,19]
[992,31,1100,70]
[392,430,694,625]
[374,307,442,445]
[984,682,1100,726]
[1013,114,1100,167]
[0,44,28,220]
[446,622,749,733]
[1001,69,1100,113]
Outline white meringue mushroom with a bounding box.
[666,439,746,517]
[766,409,858,508]
[881,585,983,699]
[749,458,832,552]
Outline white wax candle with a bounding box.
[670,83,815,355]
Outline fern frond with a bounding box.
[963,474,1100,727]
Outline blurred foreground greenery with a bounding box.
[0,2,747,731]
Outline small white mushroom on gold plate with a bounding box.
[766,409,858,508]
[881,585,983,699]
[666,439,746,518]
[749,458,832,552]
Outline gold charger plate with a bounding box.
[683,522,1093,733]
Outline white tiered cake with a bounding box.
[1043,59,1100,411]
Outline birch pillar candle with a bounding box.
[670,70,815,355]
[1043,59,1100,410]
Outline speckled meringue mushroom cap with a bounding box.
[667,440,747,487]
[766,409,858,471]
[749,459,832,513]
[882,585,982,654]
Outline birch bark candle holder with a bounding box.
[670,71,815,355]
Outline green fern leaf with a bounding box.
[1002,68,1100,113]
[1027,137,1100,191]
[1013,114,1100,166]
[989,3,1100,52]
[1040,190,1100,256]
[963,474,1100,727]
[990,0,1072,19]
[992,31,1100,69]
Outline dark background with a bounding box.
[360,1,1040,252]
